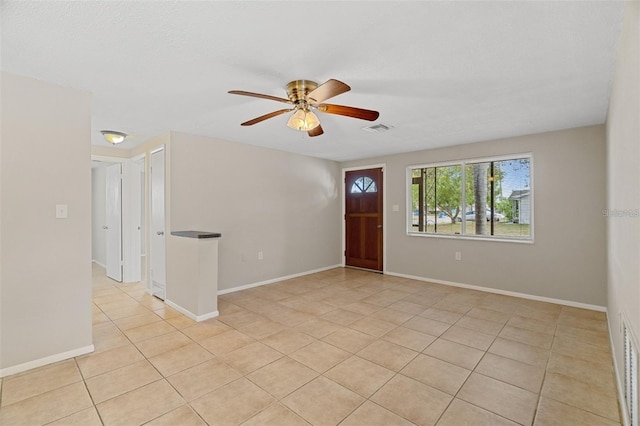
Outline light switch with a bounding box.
[56,204,68,219]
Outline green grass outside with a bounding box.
[412,221,531,238]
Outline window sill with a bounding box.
[406,231,534,244]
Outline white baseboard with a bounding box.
[385,271,607,312]
[91,260,106,268]
[0,344,95,378]
[217,264,342,295]
[165,299,219,322]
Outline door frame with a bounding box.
[91,154,143,283]
[342,163,387,273]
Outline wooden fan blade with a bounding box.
[241,109,293,126]
[307,79,351,104]
[229,90,292,104]
[317,104,380,121]
[308,124,324,137]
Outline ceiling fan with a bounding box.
[228,79,379,137]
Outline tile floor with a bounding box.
[0,264,622,425]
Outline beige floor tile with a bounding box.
[438,398,518,426]
[220,341,284,375]
[246,356,318,399]
[551,335,613,365]
[113,311,163,330]
[534,397,620,426]
[387,300,428,315]
[322,328,375,353]
[489,337,550,367]
[260,330,316,354]
[349,316,398,337]
[507,315,557,335]
[342,301,383,315]
[465,307,511,324]
[340,400,414,426]
[441,325,495,350]
[153,305,183,320]
[547,352,616,393]
[241,402,310,426]
[382,326,437,351]
[85,359,162,403]
[191,378,274,426]
[423,338,485,370]
[403,316,451,336]
[541,372,620,422]
[77,344,144,378]
[559,306,607,322]
[357,339,418,371]
[123,320,177,343]
[135,330,193,358]
[104,304,153,321]
[92,311,110,325]
[475,352,545,393]
[96,379,185,425]
[499,325,554,349]
[199,329,255,356]
[557,313,608,333]
[92,322,131,352]
[97,297,140,313]
[290,340,351,373]
[145,405,207,426]
[419,307,464,324]
[370,307,415,325]
[282,376,365,425]
[165,315,197,330]
[167,358,242,401]
[237,319,289,339]
[325,355,395,398]
[456,315,505,335]
[370,374,451,425]
[149,343,214,377]
[181,320,232,341]
[321,308,364,325]
[1,359,82,406]
[401,354,470,395]
[555,324,610,348]
[458,373,538,425]
[0,382,93,426]
[363,289,411,307]
[278,297,336,316]
[47,407,102,426]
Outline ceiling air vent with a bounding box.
[362,123,393,133]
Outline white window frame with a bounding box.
[406,153,534,243]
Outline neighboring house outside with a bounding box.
[508,189,531,224]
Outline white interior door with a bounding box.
[128,161,142,282]
[150,148,166,300]
[106,163,122,282]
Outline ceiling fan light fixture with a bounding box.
[100,130,128,144]
[287,109,320,132]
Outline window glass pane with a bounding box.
[351,176,377,194]
[408,156,531,241]
[496,158,531,238]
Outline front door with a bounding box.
[345,168,383,271]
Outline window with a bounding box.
[351,176,377,193]
[408,154,532,241]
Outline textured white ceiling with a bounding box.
[1,1,625,161]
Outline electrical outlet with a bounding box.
[258,251,263,260]
[455,251,462,261]
[56,204,68,219]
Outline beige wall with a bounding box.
[169,131,342,291]
[342,125,607,307]
[606,0,640,416]
[1,73,93,373]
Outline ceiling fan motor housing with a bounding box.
[287,80,318,105]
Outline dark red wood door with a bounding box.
[345,168,383,271]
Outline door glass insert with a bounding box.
[351,176,377,193]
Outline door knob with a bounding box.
[103,226,108,230]
[156,231,164,236]
[377,225,382,228]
